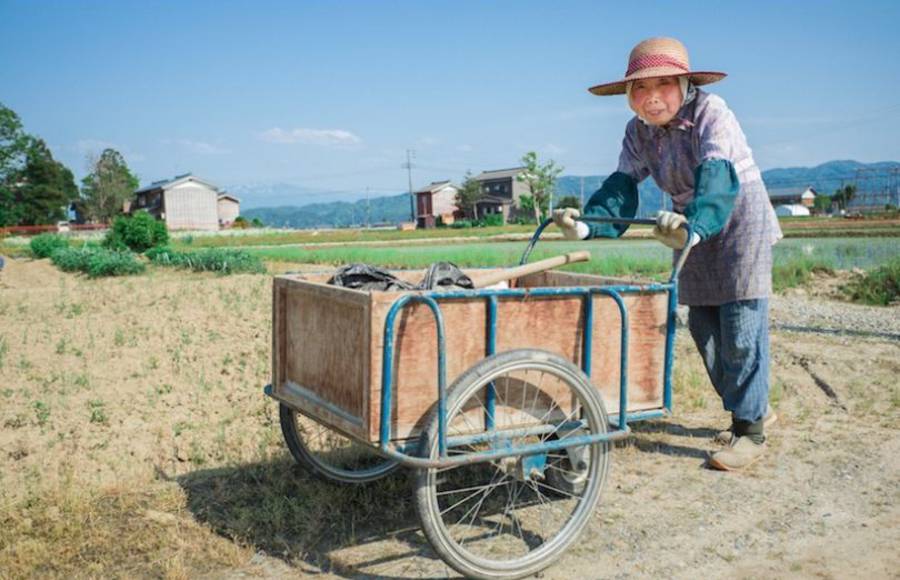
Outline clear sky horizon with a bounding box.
[2,0,899,207]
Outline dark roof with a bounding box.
[134,173,220,194]
[217,193,241,203]
[474,167,526,181]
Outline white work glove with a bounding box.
[653,210,700,249]
[552,208,588,241]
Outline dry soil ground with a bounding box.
[0,258,898,579]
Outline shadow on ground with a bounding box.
[177,456,445,579]
[177,422,715,576]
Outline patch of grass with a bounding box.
[50,247,145,278]
[148,246,266,275]
[29,233,69,258]
[0,335,7,369]
[0,484,246,578]
[33,401,50,426]
[772,257,835,292]
[169,224,537,250]
[843,257,900,305]
[88,399,109,425]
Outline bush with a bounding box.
[482,214,504,227]
[104,211,169,253]
[844,258,900,306]
[30,233,69,258]
[232,216,250,229]
[450,220,475,229]
[50,247,145,278]
[149,247,265,275]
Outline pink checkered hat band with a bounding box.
[589,37,726,96]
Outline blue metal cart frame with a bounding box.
[368,216,693,469]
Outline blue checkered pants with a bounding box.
[687,299,770,424]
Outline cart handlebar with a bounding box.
[519,216,694,283]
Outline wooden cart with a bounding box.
[265,217,692,580]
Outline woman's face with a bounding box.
[628,76,683,126]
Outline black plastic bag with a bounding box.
[417,261,474,290]
[327,263,414,291]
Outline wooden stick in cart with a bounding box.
[469,251,592,289]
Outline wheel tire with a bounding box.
[279,403,399,484]
[413,349,610,580]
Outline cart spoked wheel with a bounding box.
[279,404,399,484]
[414,349,610,580]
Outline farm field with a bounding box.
[250,237,900,292]
[0,253,898,579]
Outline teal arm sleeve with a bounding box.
[582,171,639,238]
[684,159,740,240]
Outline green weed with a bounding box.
[33,401,51,426]
[88,400,109,425]
[843,257,900,305]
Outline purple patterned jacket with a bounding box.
[616,89,782,306]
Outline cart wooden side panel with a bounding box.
[273,270,670,444]
[272,277,371,441]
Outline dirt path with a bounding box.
[1,258,897,579]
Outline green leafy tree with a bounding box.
[518,193,536,217]
[832,184,857,211]
[557,195,581,210]
[813,194,833,214]
[516,151,563,222]
[12,139,78,225]
[454,171,482,219]
[0,104,33,226]
[81,148,140,224]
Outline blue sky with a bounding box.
[2,0,899,207]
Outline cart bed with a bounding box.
[272,269,670,443]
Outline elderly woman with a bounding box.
[555,37,780,471]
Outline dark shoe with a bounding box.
[713,404,777,446]
[708,436,766,471]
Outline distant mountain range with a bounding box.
[242,160,900,229]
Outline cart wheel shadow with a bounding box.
[175,455,452,579]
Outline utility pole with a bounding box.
[403,149,416,225]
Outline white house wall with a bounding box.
[164,182,219,230]
[432,187,459,215]
[218,199,240,224]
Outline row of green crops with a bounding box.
[146,246,266,274]
[29,233,265,277]
[50,247,145,278]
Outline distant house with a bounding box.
[473,167,530,223]
[769,186,817,208]
[415,181,459,228]
[217,194,241,227]
[132,173,223,231]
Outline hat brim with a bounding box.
[588,70,727,96]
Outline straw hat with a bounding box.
[588,37,726,96]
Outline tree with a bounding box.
[455,171,482,219]
[0,103,33,226]
[516,151,563,222]
[557,195,581,210]
[813,194,833,215]
[81,148,140,224]
[832,184,857,211]
[10,139,78,225]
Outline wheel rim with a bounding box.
[419,356,609,574]
[281,406,397,483]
